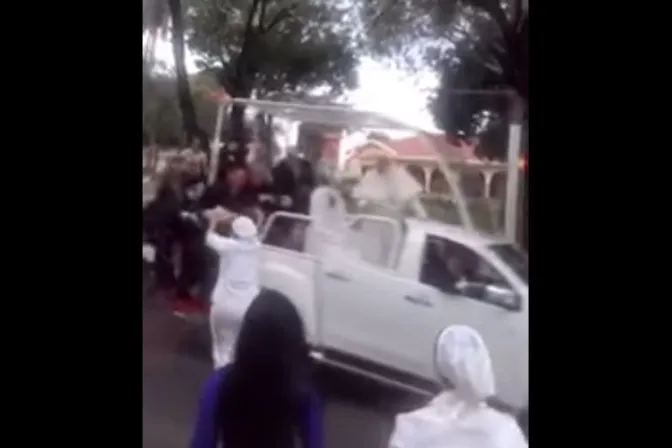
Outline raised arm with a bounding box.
[205,231,237,253]
[204,209,239,253]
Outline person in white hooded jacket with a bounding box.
[204,211,261,368]
[305,177,351,257]
[388,325,528,448]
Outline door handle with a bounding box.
[404,295,433,308]
[324,271,350,281]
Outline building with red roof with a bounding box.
[333,133,512,200]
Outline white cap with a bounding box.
[231,216,258,240]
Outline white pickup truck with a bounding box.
[260,211,528,410]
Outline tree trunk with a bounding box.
[216,0,262,171]
[167,0,209,154]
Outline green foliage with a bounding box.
[361,0,457,70]
[362,0,528,159]
[143,64,220,146]
[185,0,360,98]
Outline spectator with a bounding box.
[272,151,315,214]
[143,154,186,300]
[204,213,261,367]
[199,165,266,303]
[388,325,527,448]
[171,151,210,308]
[201,165,264,215]
[191,289,322,448]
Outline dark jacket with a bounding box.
[271,158,315,213]
[144,176,209,243]
[182,175,208,212]
[143,183,183,243]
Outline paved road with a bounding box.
[142,274,425,448]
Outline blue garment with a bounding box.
[191,365,323,448]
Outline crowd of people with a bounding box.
[142,146,315,313]
[144,146,529,448]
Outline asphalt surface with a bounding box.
[142,271,426,448]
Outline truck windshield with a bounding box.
[489,243,528,284]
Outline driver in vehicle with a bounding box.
[445,256,468,289]
[422,240,470,294]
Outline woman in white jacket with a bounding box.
[388,325,528,448]
[204,211,261,368]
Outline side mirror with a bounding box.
[454,280,485,297]
[484,284,519,309]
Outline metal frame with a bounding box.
[208,97,522,237]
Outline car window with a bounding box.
[488,243,528,284]
[419,235,521,311]
[347,217,400,268]
[262,215,309,252]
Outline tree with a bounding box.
[430,0,527,158]
[167,0,210,151]
[143,61,182,146]
[143,0,209,152]
[186,0,360,162]
[427,0,528,248]
[143,65,221,146]
[363,0,528,157]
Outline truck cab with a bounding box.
[260,211,528,410]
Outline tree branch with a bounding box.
[259,0,268,31]
[233,0,263,86]
[260,3,298,33]
[244,0,263,37]
[370,0,402,30]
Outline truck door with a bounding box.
[418,234,528,409]
[319,254,444,378]
[316,216,413,368]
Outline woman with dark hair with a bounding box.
[191,290,322,448]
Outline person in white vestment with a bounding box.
[204,210,261,368]
[388,325,528,448]
[352,155,426,218]
[349,155,426,266]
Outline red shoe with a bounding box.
[173,295,208,315]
